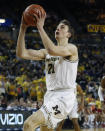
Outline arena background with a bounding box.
[0,0,105,131]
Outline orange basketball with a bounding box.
[23,4,46,26]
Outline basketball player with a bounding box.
[98,76,105,111]
[16,10,78,131]
[56,83,84,131]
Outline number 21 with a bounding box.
[48,64,55,74]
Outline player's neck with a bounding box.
[57,39,68,46]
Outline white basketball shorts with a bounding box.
[40,88,76,129]
[68,99,78,119]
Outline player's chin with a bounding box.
[55,35,59,40]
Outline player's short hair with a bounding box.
[59,19,74,39]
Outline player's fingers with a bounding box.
[33,8,40,19]
[21,12,28,27]
[32,14,38,25]
[37,7,43,18]
[38,8,46,19]
[38,10,42,18]
[33,14,38,21]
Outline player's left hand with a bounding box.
[21,14,29,29]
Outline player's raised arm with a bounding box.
[16,17,47,61]
[34,11,78,59]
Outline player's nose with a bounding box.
[56,28,60,31]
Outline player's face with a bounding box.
[55,23,71,40]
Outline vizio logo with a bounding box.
[0,113,23,125]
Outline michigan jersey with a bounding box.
[45,54,78,91]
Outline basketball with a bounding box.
[23,4,46,26]
[101,76,105,89]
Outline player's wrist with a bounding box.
[37,25,44,31]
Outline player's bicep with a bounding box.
[48,44,77,57]
[48,46,71,57]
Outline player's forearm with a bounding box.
[38,27,55,53]
[16,25,27,57]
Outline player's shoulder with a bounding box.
[68,43,78,49]
[67,43,78,55]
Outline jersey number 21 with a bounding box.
[48,63,55,74]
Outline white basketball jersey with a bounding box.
[45,54,78,91]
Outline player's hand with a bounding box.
[21,13,29,29]
[33,10,46,30]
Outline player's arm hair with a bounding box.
[38,27,78,57]
[16,24,46,60]
[77,84,84,106]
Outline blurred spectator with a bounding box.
[0,93,7,108]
